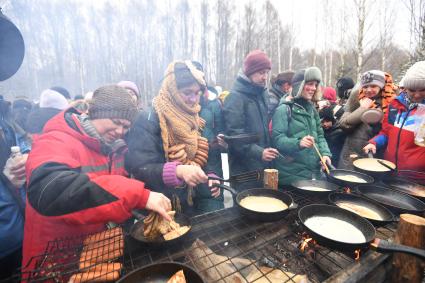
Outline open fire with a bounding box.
[298,233,363,261]
[343,187,352,193]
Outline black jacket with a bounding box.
[223,73,271,190]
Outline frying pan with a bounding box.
[223,133,260,145]
[117,262,204,283]
[212,184,297,221]
[353,157,396,180]
[328,192,396,226]
[298,204,425,259]
[382,177,425,201]
[0,10,25,81]
[356,185,425,215]
[129,210,192,246]
[326,165,374,188]
[291,180,339,197]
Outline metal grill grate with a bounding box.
[123,188,397,283]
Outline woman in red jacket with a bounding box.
[364,61,425,183]
[22,85,171,272]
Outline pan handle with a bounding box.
[208,175,227,182]
[371,239,425,260]
[210,183,238,196]
[367,150,374,159]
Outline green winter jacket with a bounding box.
[223,72,271,191]
[196,97,225,213]
[272,97,331,185]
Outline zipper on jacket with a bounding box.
[108,153,113,173]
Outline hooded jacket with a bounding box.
[272,97,331,185]
[369,93,425,182]
[22,108,150,271]
[223,71,271,190]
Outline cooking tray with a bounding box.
[356,185,425,215]
[212,184,297,222]
[298,204,425,259]
[328,192,396,226]
[129,211,192,247]
[117,262,205,283]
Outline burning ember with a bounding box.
[343,187,352,193]
[354,249,361,261]
[298,233,318,260]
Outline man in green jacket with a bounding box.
[272,67,332,186]
[223,50,279,191]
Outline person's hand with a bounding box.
[285,95,293,102]
[144,191,172,221]
[262,148,279,161]
[321,156,332,170]
[209,179,221,198]
[363,143,376,155]
[300,136,314,148]
[217,134,228,149]
[9,153,28,181]
[359,97,374,109]
[176,165,208,187]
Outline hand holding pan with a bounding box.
[298,204,425,259]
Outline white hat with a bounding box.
[403,61,425,90]
[39,89,69,110]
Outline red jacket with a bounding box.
[370,94,425,182]
[22,108,150,272]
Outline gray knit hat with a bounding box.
[360,70,385,89]
[89,85,138,123]
[402,61,425,90]
[291,67,322,99]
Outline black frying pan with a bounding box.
[382,177,425,201]
[117,262,205,283]
[356,185,425,215]
[212,184,297,221]
[223,133,260,145]
[328,192,396,226]
[326,167,374,188]
[291,180,339,196]
[129,210,192,247]
[298,204,425,259]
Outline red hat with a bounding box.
[243,50,271,77]
[323,87,337,103]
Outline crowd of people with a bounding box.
[1,15,425,279]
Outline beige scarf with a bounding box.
[153,61,206,161]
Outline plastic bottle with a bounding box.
[3,146,26,187]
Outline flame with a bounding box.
[300,237,313,252]
[354,249,361,260]
[344,187,351,193]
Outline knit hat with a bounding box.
[39,89,69,110]
[88,85,138,123]
[402,61,425,90]
[117,80,140,99]
[360,70,386,89]
[336,77,355,99]
[322,87,337,103]
[319,106,335,123]
[174,61,205,90]
[243,50,271,77]
[50,86,71,100]
[271,70,295,85]
[291,67,322,99]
